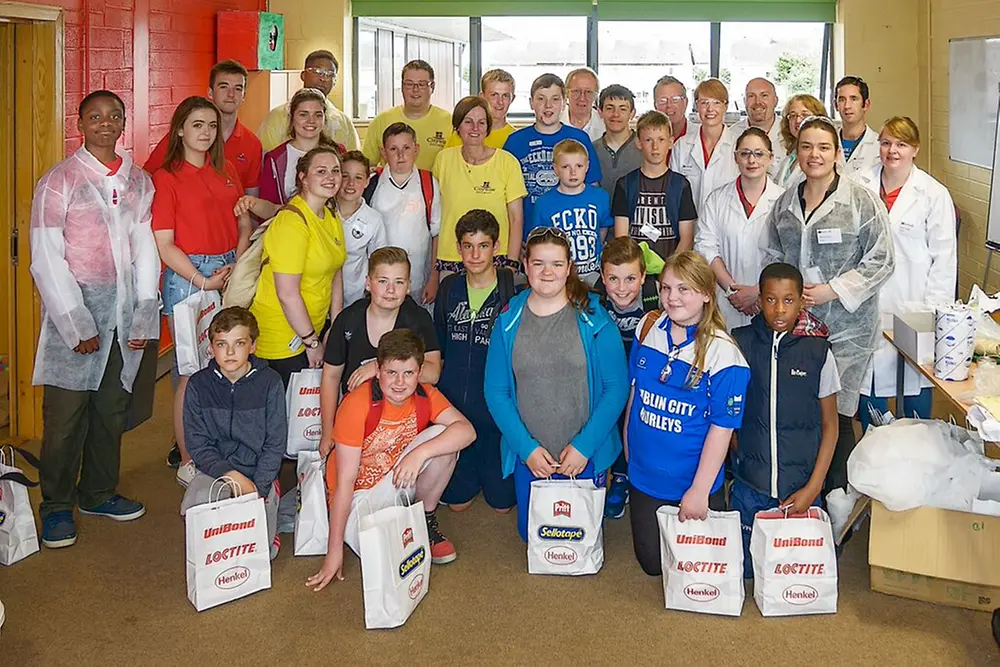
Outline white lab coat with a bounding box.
[29,148,160,393]
[840,126,881,178]
[560,108,606,142]
[669,124,741,215]
[731,115,787,180]
[695,178,786,330]
[851,164,958,397]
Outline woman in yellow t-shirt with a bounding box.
[250,146,347,387]
[432,96,527,275]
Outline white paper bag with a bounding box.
[527,478,605,576]
[294,450,328,556]
[173,289,222,377]
[285,369,323,457]
[0,450,40,566]
[657,506,744,616]
[185,481,271,611]
[750,507,838,617]
[359,498,430,629]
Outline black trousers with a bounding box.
[262,352,309,390]
[629,483,727,576]
[824,413,858,492]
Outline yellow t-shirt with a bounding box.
[432,146,528,262]
[361,105,452,172]
[250,196,347,360]
[443,123,516,150]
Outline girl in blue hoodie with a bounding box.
[484,226,629,541]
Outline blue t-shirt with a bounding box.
[502,124,603,237]
[840,132,861,162]
[627,313,751,502]
[528,186,614,275]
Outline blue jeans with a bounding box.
[161,250,237,315]
[512,457,607,542]
[857,387,933,432]
[729,480,821,579]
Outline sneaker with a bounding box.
[176,461,197,489]
[605,473,629,519]
[79,494,146,522]
[41,510,77,548]
[166,443,181,469]
[425,511,457,564]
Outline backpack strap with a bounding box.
[418,169,434,230]
[666,171,685,227]
[363,379,432,439]
[624,170,640,221]
[362,167,382,205]
[414,384,432,432]
[485,268,516,335]
[259,205,308,269]
[638,309,662,345]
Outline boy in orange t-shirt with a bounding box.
[307,330,476,592]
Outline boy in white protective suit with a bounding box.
[29,90,161,549]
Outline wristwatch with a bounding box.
[304,337,320,349]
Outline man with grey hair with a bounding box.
[732,77,786,177]
[653,75,698,143]
[561,67,606,141]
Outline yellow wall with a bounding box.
[271,0,352,113]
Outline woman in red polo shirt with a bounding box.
[152,95,252,486]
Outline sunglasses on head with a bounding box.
[526,226,570,243]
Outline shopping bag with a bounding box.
[294,450,328,556]
[358,497,430,629]
[527,478,606,576]
[656,506,744,616]
[0,448,40,566]
[185,479,271,611]
[285,369,323,457]
[750,507,838,617]
[173,289,222,377]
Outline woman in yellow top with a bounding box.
[432,96,528,275]
[248,146,347,387]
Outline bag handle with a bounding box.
[209,476,244,503]
[0,446,40,487]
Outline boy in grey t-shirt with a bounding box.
[593,85,643,198]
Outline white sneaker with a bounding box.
[176,461,197,489]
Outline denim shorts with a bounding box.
[161,250,237,316]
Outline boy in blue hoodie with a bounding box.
[730,263,840,577]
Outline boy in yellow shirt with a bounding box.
[444,69,517,150]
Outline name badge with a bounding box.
[817,228,842,245]
[639,222,662,242]
[288,335,302,352]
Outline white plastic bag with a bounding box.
[527,478,605,576]
[359,497,430,629]
[285,369,323,457]
[173,289,221,377]
[0,449,40,566]
[656,506,744,616]
[750,507,838,617]
[294,450,328,556]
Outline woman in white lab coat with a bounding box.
[695,127,785,331]
[775,94,828,188]
[850,116,957,429]
[669,78,740,213]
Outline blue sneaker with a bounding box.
[79,495,146,522]
[42,510,77,548]
[605,473,629,519]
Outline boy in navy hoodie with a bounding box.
[730,263,840,576]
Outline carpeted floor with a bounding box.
[0,378,997,666]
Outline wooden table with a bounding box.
[883,330,976,418]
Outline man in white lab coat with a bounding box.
[29,90,161,549]
[835,75,880,177]
[731,77,787,178]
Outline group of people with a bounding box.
[29,46,958,591]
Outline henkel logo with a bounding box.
[677,534,727,547]
[543,545,578,565]
[783,584,819,605]
[299,386,320,396]
[553,500,572,518]
[204,519,255,540]
[402,527,414,549]
[215,566,251,590]
[683,583,720,603]
[303,424,322,441]
[408,573,425,600]
[773,536,824,548]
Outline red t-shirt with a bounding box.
[144,120,262,189]
[150,158,244,255]
[881,184,903,212]
[105,155,123,176]
[736,177,758,217]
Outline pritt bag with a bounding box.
[750,507,838,617]
[657,506,744,616]
[527,478,605,576]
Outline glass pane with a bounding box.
[356,27,377,120]
[597,21,711,114]
[377,29,394,115]
[481,17,588,117]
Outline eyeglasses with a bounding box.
[305,67,337,80]
[785,112,813,122]
[696,99,726,109]
[526,226,570,243]
[736,149,771,160]
[402,81,433,90]
[569,88,597,99]
[656,95,686,106]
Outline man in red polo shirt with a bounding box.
[144,60,262,195]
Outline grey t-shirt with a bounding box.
[595,132,643,199]
[512,302,590,459]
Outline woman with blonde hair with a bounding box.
[776,94,828,187]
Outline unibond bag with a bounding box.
[285,369,323,457]
[750,507,838,617]
[527,478,605,575]
[656,506,744,616]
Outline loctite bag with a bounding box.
[294,450,328,556]
[656,505,744,616]
[527,478,606,576]
[285,369,323,457]
[0,448,40,566]
[750,507,838,617]
[173,289,221,377]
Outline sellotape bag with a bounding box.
[0,447,40,566]
[750,507,838,617]
[358,496,431,629]
[286,369,323,457]
[294,450,328,556]
[173,288,222,377]
[527,478,606,575]
[185,478,271,611]
[657,505,744,616]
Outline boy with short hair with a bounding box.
[528,139,613,285]
[434,210,518,513]
[612,110,697,263]
[181,307,286,559]
[594,85,642,198]
[730,263,840,577]
[338,150,388,307]
[445,69,518,150]
[503,73,603,236]
[307,330,476,591]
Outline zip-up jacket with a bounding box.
[731,312,831,499]
[183,356,287,496]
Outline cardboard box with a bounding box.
[893,312,935,365]
[869,502,1000,611]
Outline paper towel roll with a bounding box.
[935,304,977,381]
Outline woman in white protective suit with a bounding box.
[850,116,957,430]
[29,90,161,549]
[695,126,785,331]
[762,115,895,492]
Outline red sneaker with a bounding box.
[425,511,457,564]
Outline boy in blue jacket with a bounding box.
[181,307,286,559]
[730,263,840,576]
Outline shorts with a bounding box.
[162,250,237,315]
